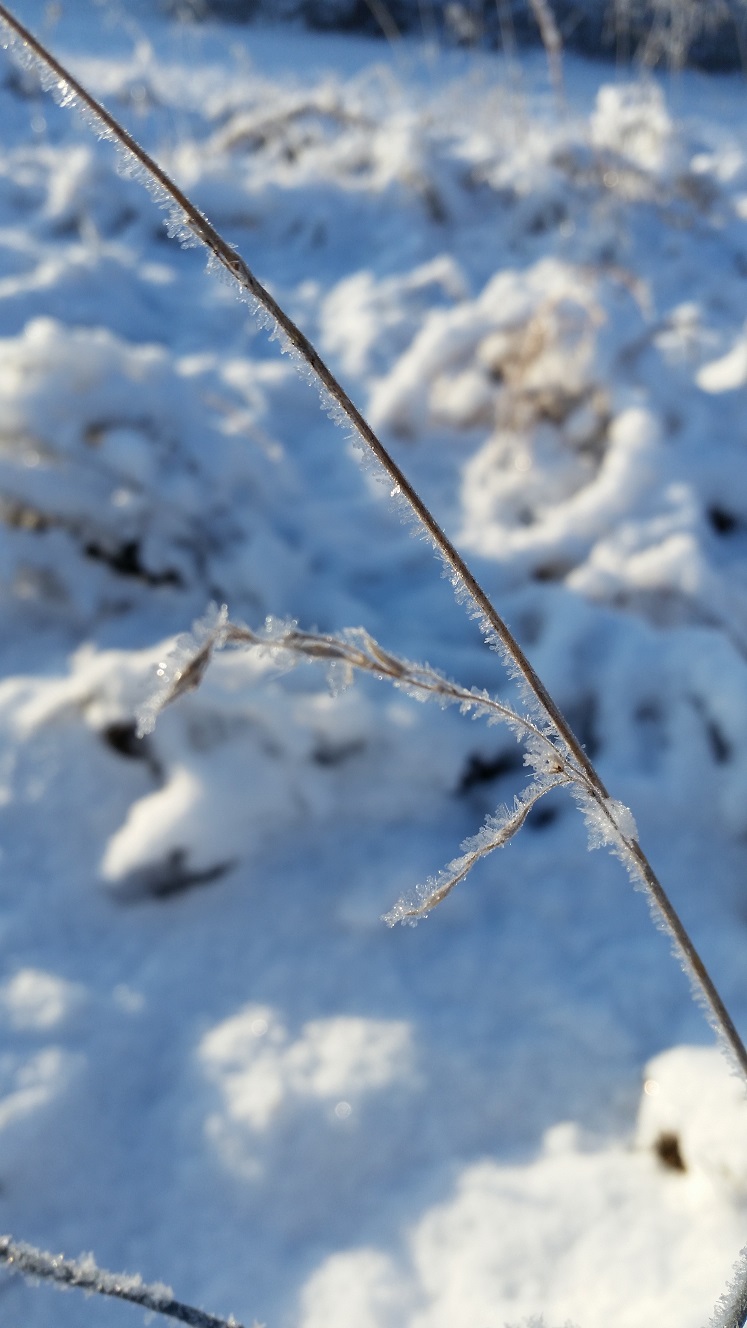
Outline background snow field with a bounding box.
[2,4,747,1326]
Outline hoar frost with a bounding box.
[136,603,229,736]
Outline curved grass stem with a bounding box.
[0,0,742,1080]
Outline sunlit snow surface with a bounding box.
[1,5,747,1326]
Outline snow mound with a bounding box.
[298,1047,747,1328]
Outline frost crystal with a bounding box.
[136,603,229,736]
[580,794,638,852]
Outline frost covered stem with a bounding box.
[624,836,747,1085]
[710,1249,747,1328]
[0,1236,246,1328]
[0,0,596,794]
[223,621,564,758]
[1,4,746,1088]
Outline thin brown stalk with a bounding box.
[0,0,742,1086]
[0,0,745,1093]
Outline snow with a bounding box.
[0,5,746,1327]
[0,969,84,1031]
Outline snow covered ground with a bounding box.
[1,4,747,1325]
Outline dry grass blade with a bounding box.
[223,620,574,770]
[385,778,571,923]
